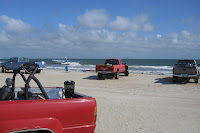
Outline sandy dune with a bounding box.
[0,69,200,133]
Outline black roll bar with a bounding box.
[12,63,49,100]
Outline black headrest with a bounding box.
[6,78,13,87]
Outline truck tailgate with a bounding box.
[174,66,196,74]
[96,64,113,71]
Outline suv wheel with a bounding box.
[1,66,6,73]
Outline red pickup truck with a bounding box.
[96,59,129,79]
[0,63,97,133]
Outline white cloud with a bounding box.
[181,30,191,38]
[0,15,32,33]
[77,9,109,29]
[109,14,154,32]
[142,23,154,32]
[109,16,131,31]
[156,34,162,38]
[0,31,9,42]
[0,13,199,59]
[58,23,67,32]
[165,30,200,49]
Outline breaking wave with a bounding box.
[44,59,180,75]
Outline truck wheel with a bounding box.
[98,73,102,79]
[1,66,6,73]
[115,71,119,79]
[25,66,31,74]
[124,71,129,76]
[172,76,176,82]
[195,77,199,83]
[36,70,41,73]
[125,66,129,76]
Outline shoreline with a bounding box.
[45,67,173,76]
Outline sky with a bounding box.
[0,0,200,59]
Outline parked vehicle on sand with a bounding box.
[96,59,129,79]
[0,57,46,73]
[173,59,199,83]
[0,63,97,133]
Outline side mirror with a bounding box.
[175,64,177,66]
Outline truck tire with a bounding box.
[1,66,6,73]
[195,76,199,83]
[36,70,41,73]
[172,76,176,82]
[124,70,129,76]
[25,66,31,74]
[115,71,119,79]
[124,66,129,76]
[98,73,103,79]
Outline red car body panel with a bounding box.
[0,97,97,133]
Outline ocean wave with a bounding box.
[82,64,95,67]
[47,60,174,75]
[52,59,65,62]
[47,66,65,70]
[129,65,173,70]
[66,62,81,67]
[61,62,70,65]
[47,64,95,70]
[61,62,96,67]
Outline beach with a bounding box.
[0,69,200,133]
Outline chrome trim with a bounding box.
[8,128,54,133]
[173,74,198,78]
[97,71,113,74]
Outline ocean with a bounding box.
[1,59,200,75]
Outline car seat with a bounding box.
[0,86,12,100]
[0,78,13,100]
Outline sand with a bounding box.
[0,69,200,133]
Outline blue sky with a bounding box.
[0,0,200,59]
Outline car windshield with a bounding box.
[105,60,119,65]
[177,60,195,65]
